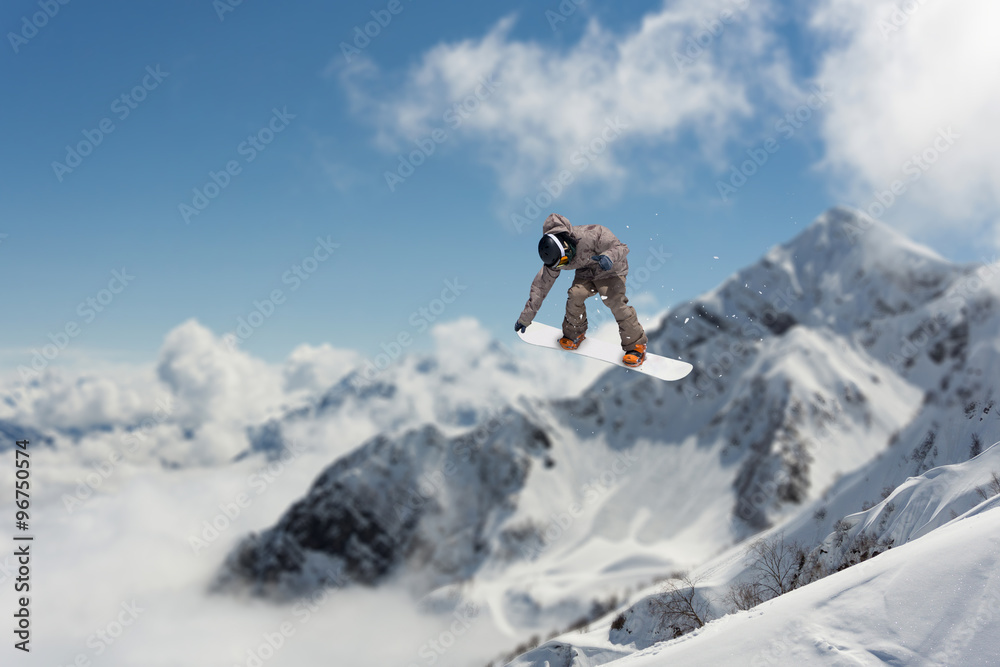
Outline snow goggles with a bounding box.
[547,233,575,267]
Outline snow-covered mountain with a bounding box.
[505,208,1000,665]
[516,476,1000,666]
[217,206,1000,663]
[219,409,554,596]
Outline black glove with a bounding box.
[592,255,613,271]
[515,321,527,334]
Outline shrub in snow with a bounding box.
[975,471,1000,500]
[834,530,894,572]
[726,533,808,612]
[649,575,714,639]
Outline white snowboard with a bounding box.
[517,322,693,382]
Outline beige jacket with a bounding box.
[518,214,630,325]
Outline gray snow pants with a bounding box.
[562,275,647,351]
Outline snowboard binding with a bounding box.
[559,333,586,350]
[623,344,647,368]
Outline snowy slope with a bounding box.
[510,445,1000,667]
[808,441,1000,575]
[611,502,1000,666]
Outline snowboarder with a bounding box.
[515,214,648,367]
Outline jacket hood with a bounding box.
[542,214,573,236]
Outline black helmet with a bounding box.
[538,233,576,268]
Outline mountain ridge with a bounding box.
[215,207,995,653]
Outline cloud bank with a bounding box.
[341,0,795,201]
[812,0,1000,248]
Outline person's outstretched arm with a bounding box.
[517,266,559,328]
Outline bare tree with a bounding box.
[745,533,806,599]
[725,580,765,612]
[649,575,713,639]
[975,471,1000,500]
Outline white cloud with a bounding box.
[283,342,358,394]
[0,321,300,467]
[340,0,794,200]
[156,319,286,431]
[29,374,141,431]
[428,316,497,374]
[427,316,607,401]
[1,316,613,467]
[812,0,1000,247]
[19,448,515,667]
[0,363,165,432]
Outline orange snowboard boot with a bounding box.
[559,333,586,350]
[623,344,646,367]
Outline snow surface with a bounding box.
[612,500,1000,666]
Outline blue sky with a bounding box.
[2,0,996,372]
